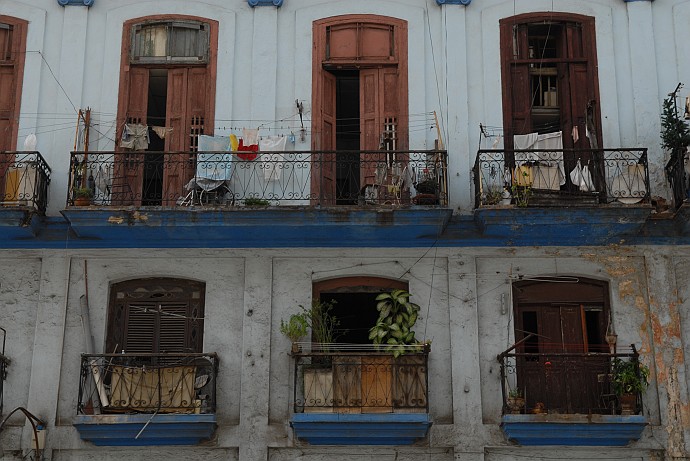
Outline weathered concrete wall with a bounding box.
[1,246,688,459]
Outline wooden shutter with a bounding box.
[106,279,206,354]
[0,18,27,154]
[312,70,337,205]
[164,67,193,202]
[114,66,149,205]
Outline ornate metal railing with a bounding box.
[0,151,51,214]
[292,345,429,413]
[67,150,447,208]
[0,327,8,417]
[77,353,218,415]
[665,150,688,210]
[474,148,649,207]
[497,347,643,415]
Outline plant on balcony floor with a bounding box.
[73,187,94,206]
[611,357,650,415]
[369,289,422,358]
[506,388,525,414]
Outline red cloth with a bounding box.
[236,139,258,161]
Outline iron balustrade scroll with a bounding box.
[67,150,447,208]
[0,326,8,416]
[0,151,52,214]
[474,148,649,208]
[292,346,429,414]
[77,353,218,415]
[497,348,643,416]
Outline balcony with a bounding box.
[290,344,431,445]
[0,151,51,238]
[73,353,218,446]
[61,150,451,247]
[472,148,652,243]
[497,347,647,446]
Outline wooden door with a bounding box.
[164,68,193,202]
[114,67,148,205]
[312,71,336,205]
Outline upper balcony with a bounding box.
[73,353,218,446]
[290,344,431,445]
[472,148,653,242]
[61,150,451,247]
[0,151,51,237]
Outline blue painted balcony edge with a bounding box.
[74,414,216,446]
[291,413,432,445]
[501,414,647,447]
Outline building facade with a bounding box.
[1,0,690,460]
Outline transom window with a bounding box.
[131,21,209,64]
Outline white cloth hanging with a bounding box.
[243,128,259,146]
[259,136,288,181]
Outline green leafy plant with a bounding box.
[508,388,523,399]
[280,313,309,343]
[74,187,94,199]
[244,197,270,207]
[368,289,421,358]
[484,186,504,205]
[611,358,650,396]
[661,90,690,155]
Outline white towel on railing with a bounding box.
[197,135,233,182]
[259,136,288,181]
[533,131,565,185]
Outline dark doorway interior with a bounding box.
[143,69,167,205]
[333,70,360,205]
[320,290,379,344]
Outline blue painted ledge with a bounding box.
[74,414,216,446]
[501,414,647,446]
[291,413,432,445]
[474,205,652,245]
[0,209,44,238]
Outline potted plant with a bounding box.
[367,289,427,411]
[285,300,340,413]
[506,388,525,414]
[280,313,308,353]
[73,187,94,206]
[369,289,421,357]
[611,357,650,415]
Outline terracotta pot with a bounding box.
[507,396,525,414]
[619,393,637,415]
[74,196,92,206]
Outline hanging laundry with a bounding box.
[197,135,233,182]
[569,160,594,192]
[121,123,149,150]
[571,126,579,143]
[259,136,288,181]
[151,126,172,140]
[533,131,565,187]
[513,132,538,150]
[242,128,259,146]
[230,134,239,151]
[236,139,259,161]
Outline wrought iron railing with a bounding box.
[665,150,688,210]
[67,150,447,208]
[474,148,649,207]
[292,344,429,413]
[497,347,643,416]
[0,327,8,417]
[77,353,218,415]
[0,152,51,214]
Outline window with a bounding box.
[131,21,209,64]
[313,276,408,343]
[500,13,601,149]
[105,278,205,354]
[512,277,611,413]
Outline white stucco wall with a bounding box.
[2,0,687,214]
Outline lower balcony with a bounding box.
[74,353,218,446]
[497,347,647,446]
[290,345,432,445]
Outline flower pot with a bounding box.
[74,197,92,206]
[619,393,637,415]
[507,396,525,414]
